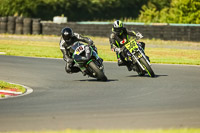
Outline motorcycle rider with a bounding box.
[59,27,101,75]
[109,20,146,71]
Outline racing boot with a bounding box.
[132,64,137,71]
[118,58,125,66]
[77,63,87,76]
[126,65,132,71]
[80,68,87,76]
[126,61,132,71]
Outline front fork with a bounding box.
[139,49,151,66]
[132,49,151,71]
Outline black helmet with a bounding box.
[112,20,124,35]
[61,27,73,41]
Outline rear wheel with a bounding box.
[139,57,155,77]
[88,61,107,81]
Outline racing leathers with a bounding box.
[109,27,145,71]
[59,33,94,74]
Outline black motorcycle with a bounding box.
[72,42,107,81]
[120,35,155,77]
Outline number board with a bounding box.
[75,45,85,55]
[125,40,138,53]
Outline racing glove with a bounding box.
[112,47,120,52]
[136,32,143,39]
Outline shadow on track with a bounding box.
[75,79,118,82]
[127,74,168,78]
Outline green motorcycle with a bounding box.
[72,42,107,81]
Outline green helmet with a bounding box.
[112,20,124,34]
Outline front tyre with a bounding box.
[139,57,155,77]
[88,61,107,81]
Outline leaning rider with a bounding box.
[59,27,100,75]
[109,20,146,71]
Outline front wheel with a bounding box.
[139,57,155,77]
[88,61,107,81]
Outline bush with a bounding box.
[139,0,200,24]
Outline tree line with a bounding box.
[0,0,199,24]
[139,0,200,24]
[0,0,147,21]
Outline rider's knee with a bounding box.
[139,42,145,49]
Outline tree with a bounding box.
[138,0,200,24]
[167,0,200,23]
[0,0,148,21]
[0,0,40,17]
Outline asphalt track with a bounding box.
[0,55,200,131]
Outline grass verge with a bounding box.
[0,36,200,65]
[0,129,200,133]
[0,80,26,98]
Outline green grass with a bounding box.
[0,80,26,92]
[0,129,200,133]
[0,43,61,58]
[146,48,200,65]
[0,35,200,65]
[0,80,26,97]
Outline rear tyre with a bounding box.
[139,57,155,77]
[88,61,107,81]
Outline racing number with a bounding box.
[126,41,135,51]
[77,46,83,52]
[129,41,135,48]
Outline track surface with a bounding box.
[0,55,200,131]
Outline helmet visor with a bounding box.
[63,32,72,40]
